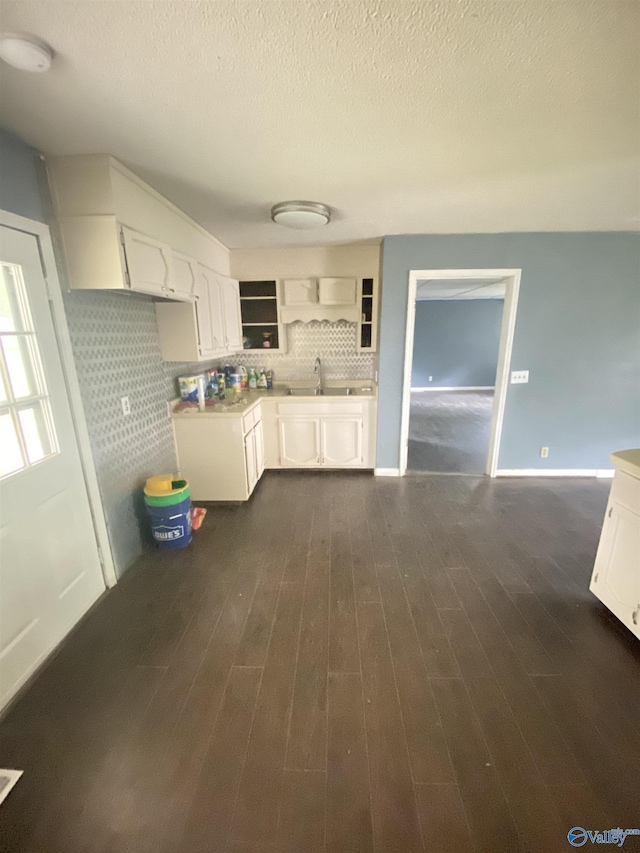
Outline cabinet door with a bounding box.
[321,418,363,467]
[171,251,197,297]
[244,428,257,494]
[283,279,317,306]
[254,420,265,480]
[121,226,172,295]
[592,501,640,635]
[278,418,320,467]
[200,265,225,353]
[193,268,216,355]
[221,276,243,351]
[318,277,357,306]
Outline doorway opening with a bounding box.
[400,269,521,477]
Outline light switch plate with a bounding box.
[511,370,529,384]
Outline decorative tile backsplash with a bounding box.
[236,321,376,382]
[62,290,223,576]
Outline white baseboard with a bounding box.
[374,468,401,477]
[496,468,615,478]
[411,386,495,391]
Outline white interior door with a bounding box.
[0,226,105,710]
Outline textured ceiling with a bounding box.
[0,1,638,248]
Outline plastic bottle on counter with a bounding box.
[266,369,273,390]
[257,368,268,390]
[238,365,249,390]
[248,367,258,390]
[217,374,226,400]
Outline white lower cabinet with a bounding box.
[590,452,640,640]
[321,418,363,467]
[279,418,321,466]
[172,403,263,501]
[264,398,376,469]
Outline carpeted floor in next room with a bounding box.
[408,389,494,474]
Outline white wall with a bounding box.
[230,242,380,280]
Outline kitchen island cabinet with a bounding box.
[589,449,640,640]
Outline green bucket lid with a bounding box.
[144,486,191,507]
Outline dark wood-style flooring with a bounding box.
[1,471,639,853]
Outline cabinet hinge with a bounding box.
[594,573,599,583]
[608,507,613,518]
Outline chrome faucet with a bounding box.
[314,356,323,392]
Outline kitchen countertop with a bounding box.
[610,449,640,479]
[170,380,378,418]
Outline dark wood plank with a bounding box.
[326,672,374,853]
[430,677,523,853]
[175,666,262,852]
[414,784,474,853]
[277,770,326,852]
[228,581,304,847]
[376,570,455,784]
[328,480,359,673]
[465,675,568,852]
[357,601,423,853]
[286,561,330,771]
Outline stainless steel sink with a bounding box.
[321,387,356,396]
[286,387,322,396]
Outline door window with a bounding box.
[0,263,58,477]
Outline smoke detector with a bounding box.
[0,34,53,72]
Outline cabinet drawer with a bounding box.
[610,470,640,515]
[242,404,260,435]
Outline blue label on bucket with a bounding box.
[153,524,185,541]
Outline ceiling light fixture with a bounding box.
[271,201,330,230]
[0,34,53,72]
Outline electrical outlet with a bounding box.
[540,446,549,458]
[121,396,131,416]
[511,370,529,384]
[428,375,433,382]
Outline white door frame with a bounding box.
[400,268,522,477]
[1,210,117,587]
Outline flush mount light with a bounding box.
[0,34,53,72]
[271,201,330,230]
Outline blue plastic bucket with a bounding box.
[146,494,192,550]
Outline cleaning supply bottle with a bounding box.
[266,369,273,390]
[257,368,268,390]
[238,365,249,390]
[248,367,258,390]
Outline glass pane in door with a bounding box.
[1,334,39,399]
[18,403,53,464]
[0,411,25,477]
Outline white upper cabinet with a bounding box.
[318,277,357,306]
[283,278,318,306]
[156,267,242,362]
[121,226,173,296]
[221,276,243,351]
[279,276,359,323]
[47,154,230,300]
[171,251,198,298]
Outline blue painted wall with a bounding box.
[378,233,640,471]
[412,299,503,388]
[0,127,45,222]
